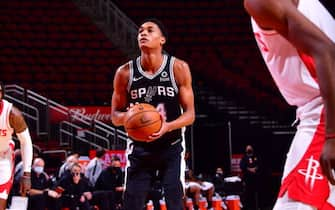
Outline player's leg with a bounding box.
[275,104,328,209]
[201,181,215,208]
[123,144,152,210]
[187,183,201,208]
[123,167,152,210]
[161,142,184,210]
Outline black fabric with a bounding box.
[124,142,184,210]
[128,55,182,147]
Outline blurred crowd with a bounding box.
[11,148,124,210]
[10,146,259,210]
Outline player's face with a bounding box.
[0,87,2,100]
[138,22,165,50]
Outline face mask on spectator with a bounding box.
[34,166,44,174]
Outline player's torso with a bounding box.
[251,0,335,107]
[127,54,182,143]
[0,100,14,151]
[128,54,181,121]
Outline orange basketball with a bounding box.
[124,103,162,142]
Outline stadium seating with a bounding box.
[0,0,127,105]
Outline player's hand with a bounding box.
[126,102,138,111]
[320,138,335,185]
[148,116,170,142]
[20,172,31,196]
[123,102,138,125]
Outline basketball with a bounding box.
[124,103,162,142]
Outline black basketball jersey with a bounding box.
[127,54,183,145]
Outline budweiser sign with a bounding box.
[68,106,112,122]
[50,106,112,123]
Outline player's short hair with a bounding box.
[139,18,168,42]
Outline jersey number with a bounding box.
[156,103,167,121]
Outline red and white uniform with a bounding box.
[0,99,15,199]
[251,0,335,209]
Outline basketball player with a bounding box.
[243,0,335,209]
[111,18,195,210]
[0,82,33,209]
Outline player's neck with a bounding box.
[140,52,164,74]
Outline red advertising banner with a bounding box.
[50,106,111,123]
[231,154,243,176]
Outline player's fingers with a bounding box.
[148,131,162,141]
[329,159,335,185]
[153,121,166,136]
[320,154,329,172]
[330,170,335,185]
[127,103,134,110]
[321,158,335,185]
[148,133,159,140]
[159,112,166,122]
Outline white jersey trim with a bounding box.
[136,54,168,79]
[169,56,179,94]
[127,60,134,92]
